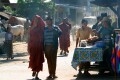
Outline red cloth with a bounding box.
[28,15,45,72]
[59,22,71,51]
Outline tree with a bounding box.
[16,0,55,19]
[3,6,14,14]
[16,0,26,17]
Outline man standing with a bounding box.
[4,24,14,60]
[76,19,94,75]
[44,17,62,79]
[24,18,31,42]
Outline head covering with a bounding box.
[31,15,45,27]
[97,16,102,21]
[101,13,107,18]
[45,16,53,21]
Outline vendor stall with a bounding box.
[71,46,103,70]
[71,30,120,76]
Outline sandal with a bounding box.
[47,75,52,79]
[53,75,58,79]
[60,50,63,55]
[35,76,41,80]
[32,72,36,77]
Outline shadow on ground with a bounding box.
[0,52,28,64]
[0,52,28,58]
[57,55,68,57]
[27,77,56,80]
[75,73,120,80]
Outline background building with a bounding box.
[54,0,116,25]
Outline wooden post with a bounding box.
[113,30,117,79]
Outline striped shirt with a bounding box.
[44,27,54,45]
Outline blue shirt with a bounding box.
[5,32,13,41]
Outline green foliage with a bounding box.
[3,6,16,15]
[32,0,41,3]
[16,0,55,19]
[17,0,24,3]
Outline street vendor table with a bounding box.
[71,46,103,70]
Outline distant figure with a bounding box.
[0,20,7,32]
[71,25,77,41]
[59,18,71,56]
[44,16,62,79]
[55,18,61,25]
[92,16,102,36]
[24,18,31,32]
[4,24,14,60]
[92,16,102,30]
[24,18,31,42]
[28,15,45,80]
[112,18,118,29]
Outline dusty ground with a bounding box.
[0,36,119,80]
[0,36,79,80]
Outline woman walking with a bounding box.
[4,24,14,60]
[28,15,45,79]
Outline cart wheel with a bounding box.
[99,69,105,75]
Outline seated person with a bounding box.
[96,17,114,74]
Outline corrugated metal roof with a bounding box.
[0,12,10,19]
[90,0,118,7]
[55,4,82,9]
